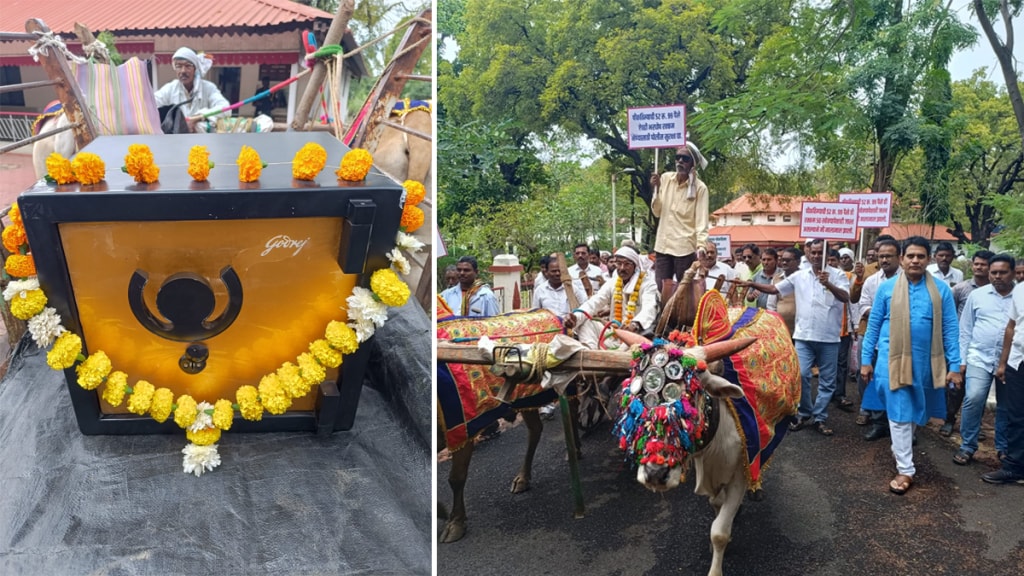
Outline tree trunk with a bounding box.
[974,0,1024,148]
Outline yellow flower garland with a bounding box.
[2,224,28,253]
[336,148,373,181]
[237,145,264,182]
[71,152,105,185]
[10,288,47,320]
[45,153,76,184]
[292,142,328,180]
[403,180,426,206]
[400,204,425,233]
[188,145,213,182]
[123,144,160,184]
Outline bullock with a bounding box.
[614,292,800,576]
[436,303,586,543]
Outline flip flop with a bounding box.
[814,421,834,436]
[889,474,913,495]
[952,450,973,466]
[789,417,809,431]
[855,414,869,426]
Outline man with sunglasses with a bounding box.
[649,142,710,290]
[154,47,230,133]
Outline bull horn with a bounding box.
[695,337,757,363]
[614,328,653,348]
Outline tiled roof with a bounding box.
[709,225,860,246]
[713,192,836,217]
[879,223,958,241]
[1,0,333,36]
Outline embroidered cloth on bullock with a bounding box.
[695,291,800,489]
[437,309,566,452]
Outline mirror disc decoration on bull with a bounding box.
[613,337,712,469]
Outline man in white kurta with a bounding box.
[533,255,588,316]
[564,247,659,350]
[154,47,230,133]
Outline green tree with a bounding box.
[945,73,1024,246]
[441,0,793,213]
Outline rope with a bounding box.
[525,342,550,383]
[82,39,110,63]
[28,31,86,64]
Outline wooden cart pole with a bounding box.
[292,0,354,132]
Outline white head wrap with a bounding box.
[173,47,213,78]
[839,248,855,260]
[681,141,708,170]
[614,246,641,268]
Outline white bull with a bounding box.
[616,310,799,576]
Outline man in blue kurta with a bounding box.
[440,256,500,317]
[860,236,962,495]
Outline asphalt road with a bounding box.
[437,404,1024,576]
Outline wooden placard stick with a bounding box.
[557,253,581,310]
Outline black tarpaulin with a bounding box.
[0,302,431,575]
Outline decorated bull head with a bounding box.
[613,333,752,492]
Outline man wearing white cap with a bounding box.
[834,246,863,410]
[563,246,659,350]
[649,141,710,290]
[154,47,230,133]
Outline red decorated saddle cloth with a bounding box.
[696,291,800,489]
[437,308,565,451]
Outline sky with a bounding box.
[948,0,1023,84]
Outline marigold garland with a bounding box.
[212,399,234,430]
[276,362,307,399]
[370,268,411,307]
[102,371,128,407]
[258,373,291,415]
[297,352,326,386]
[403,180,426,206]
[174,395,199,428]
[400,204,424,233]
[46,332,82,370]
[5,253,36,278]
[336,148,373,181]
[123,144,160,184]
[237,145,265,182]
[186,426,221,446]
[71,152,105,185]
[126,380,155,415]
[8,202,22,227]
[236,385,263,421]
[188,145,213,182]
[10,288,47,320]
[325,320,359,355]
[310,339,343,368]
[150,387,175,423]
[2,224,27,253]
[292,142,328,180]
[45,153,76,185]
[76,350,112,390]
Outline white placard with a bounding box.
[708,235,731,260]
[799,202,859,241]
[627,104,687,149]
[838,192,892,228]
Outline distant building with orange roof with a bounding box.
[709,192,958,249]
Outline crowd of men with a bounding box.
[441,142,1023,492]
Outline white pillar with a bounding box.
[489,254,524,313]
[286,62,298,127]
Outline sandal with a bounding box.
[855,414,869,426]
[889,474,913,495]
[952,449,973,466]
[836,397,854,412]
[813,421,834,436]
[789,417,809,432]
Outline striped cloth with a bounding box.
[69,57,162,136]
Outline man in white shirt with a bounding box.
[564,246,659,350]
[154,47,230,133]
[954,254,1016,467]
[698,242,738,296]
[567,243,608,297]
[926,241,963,286]
[532,255,588,316]
[990,277,1024,484]
[745,239,850,435]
